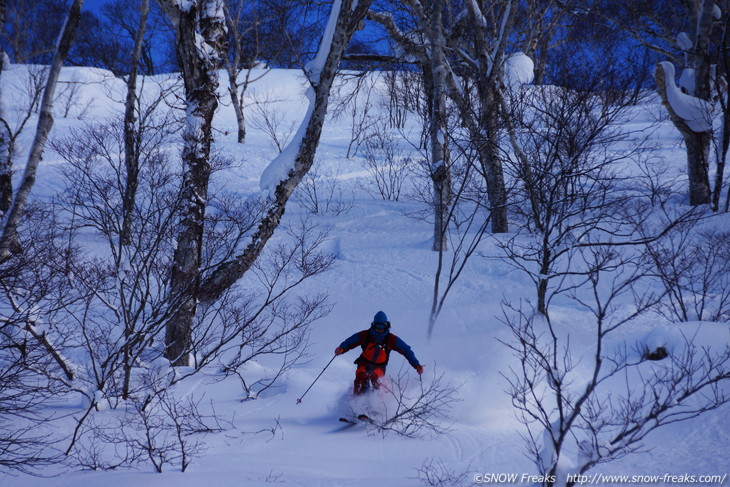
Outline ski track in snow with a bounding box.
[2,65,729,486]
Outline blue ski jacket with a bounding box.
[338,329,421,369]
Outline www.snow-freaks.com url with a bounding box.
[567,473,728,485]
[472,472,729,484]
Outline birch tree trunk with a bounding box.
[121,0,150,248]
[685,0,713,206]
[198,0,373,304]
[0,0,11,214]
[459,0,518,233]
[713,11,730,212]
[402,0,517,234]
[519,0,566,86]
[655,65,712,207]
[227,66,247,143]
[427,0,452,252]
[157,0,227,366]
[121,0,150,396]
[223,0,247,143]
[160,0,372,363]
[0,0,84,261]
[476,83,510,233]
[366,5,452,250]
[654,0,714,206]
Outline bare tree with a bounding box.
[51,116,183,405]
[221,0,339,145]
[48,106,332,466]
[368,1,454,249]
[496,56,730,484]
[354,365,459,439]
[643,221,730,323]
[0,65,52,214]
[222,1,249,144]
[247,90,298,153]
[713,6,730,212]
[424,0,451,251]
[502,245,730,486]
[426,138,492,337]
[222,0,263,143]
[380,69,425,133]
[121,0,150,247]
[342,75,380,158]
[655,59,713,206]
[195,0,375,308]
[0,0,84,259]
[602,0,721,206]
[294,162,354,216]
[442,0,519,234]
[155,0,228,366]
[53,74,95,120]
[416,457,470,487]
[499,71,653,315]
[377,0,533,235]
[385,0,609,236]
[69,0,173,76]
[0,206,72,473]
[0,0,68,64]
[360,125,413,201]
[67,362,226,473]
[0,0,9,213]
[158,0,374,366]
[126,371,220,473]
[515,0,570,85]
[183,217,335,388]
[658,0,717,207]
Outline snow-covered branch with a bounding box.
[198,0,374,305]
[655,61,713,133]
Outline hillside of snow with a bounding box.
[1,64,729,487]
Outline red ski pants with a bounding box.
[353,364,384,395]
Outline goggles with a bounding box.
[372,322,388,332]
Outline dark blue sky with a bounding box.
[81,0,108,13]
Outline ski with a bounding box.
[338,414,372,424]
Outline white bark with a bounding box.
[0,48,11,213]
[427,0,451,253]
[159,0,228,366]
[0,0,84,261]
[198,0,374,304]
[121,0,150,247]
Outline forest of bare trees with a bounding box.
[1,0,729,483]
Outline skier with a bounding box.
[335,311,424,395]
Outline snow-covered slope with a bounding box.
[1,64,729,487]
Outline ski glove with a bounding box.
[335,347,345,356]
[416,365,424,375]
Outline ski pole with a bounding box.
[296,354,337,404]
